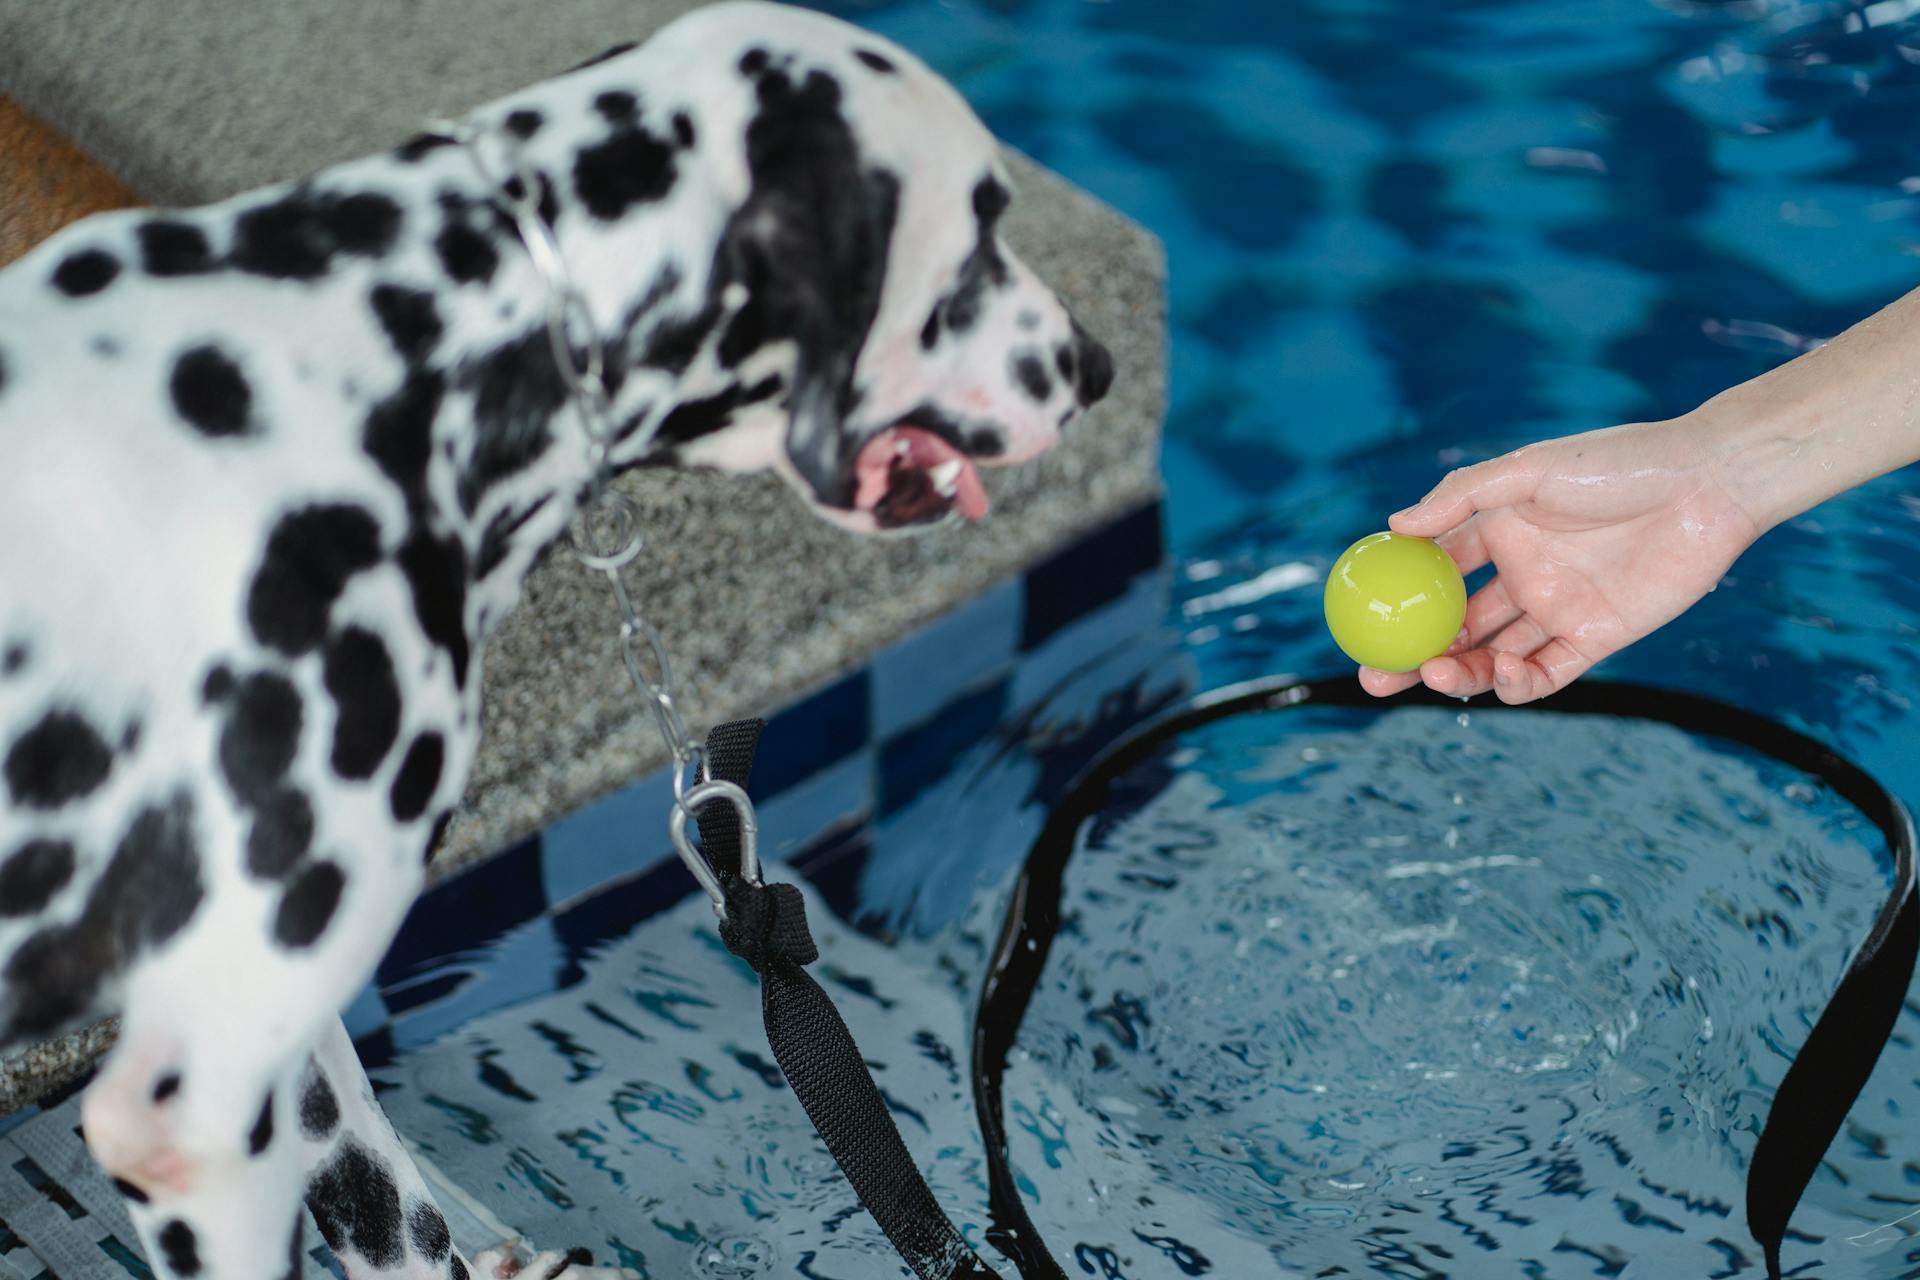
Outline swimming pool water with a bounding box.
[374,1,1920,1276]
[802,0,1920,793]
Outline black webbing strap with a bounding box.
[1747,882,1920,1280]
[693,720,998,1280]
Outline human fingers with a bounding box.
[1435,518,1492,577]
[1491,638,1594,705]
[1358,665,1424,697]
[1461,575,1523,648]
[1390,452,1541,539]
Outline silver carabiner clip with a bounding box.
[668,779,760,918]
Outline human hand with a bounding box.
[1359,420,1763,703]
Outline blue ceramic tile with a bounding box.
[753,748,875,864]
[341,983,391,1042]
[379,836,547,987]
[877,676,1011,818]
[871,578,1022,740]
[540,766,677,909]
[1020,503,1165,652]
[384,917,573,1053]
[751,671,873,799]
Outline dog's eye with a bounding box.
[919,303,942,352]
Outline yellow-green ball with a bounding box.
[1324,532,1467,673]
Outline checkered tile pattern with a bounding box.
[347,502,1169,1061]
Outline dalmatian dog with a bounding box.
[0,3,1113,1277]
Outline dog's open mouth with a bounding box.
[850,426,990,529]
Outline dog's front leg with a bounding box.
[299,1018,638,1280]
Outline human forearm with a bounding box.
[1700,283,1920,532]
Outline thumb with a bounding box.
[1389,450,1540,537]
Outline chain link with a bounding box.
[434,116,752,908]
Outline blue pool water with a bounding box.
[805,0,1920,790]
[363,1,1920,1277]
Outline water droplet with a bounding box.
[693,1235,772,1278]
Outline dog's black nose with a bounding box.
[1073,323,1114,407]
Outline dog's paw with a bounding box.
[471,1242,639,1280]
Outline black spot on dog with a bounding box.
[247,505,383,655]
[219,672,303,804]
[965,428,1005,458]
[2,644,25,676]
[249,1091,275,1155]
[458,330,564,513]
[5,790,209,1036]
[396,531,469,688]
[122,720,141,752]
[389,733,444,823]
[939,176,1014,340]
[499,170,561,228]
[673,111,697,148]
[102,795,204,951]
[1019,308,1041,332]
[654,373,784,446]
[152,1071,181,1102]
[573,125,677,221]
[201,664,234,703]
[1069,319,1113,404]
[91,336,121,358]
[395,132,456,163]
[504,108,545,139]
[594,90,638,122]
[247,786,314,880]
[716,64,900,500]
[0,840,75,916]
[308,1138,404,1269]
[111,1177,149,1204]
[323,628,401,780]
[406,1201,451,1261]
[299,1067,340,1139]
[638,302,719,376]
[159,1219,201,1276]
[364,369,446,501]
[370,285,444,363]
[138,222,216,276]
[855,48,898,73]
[232,190,403,280]
[435,223,498,285]
[1013,352,1052,403]
[739,48,770,76]
[170,345,253,437]
[52,249,120,297]
[5,710,114,809]
[920,307,942,352]
[567,40,635,73]
[451,1256,470,1280]
[276,860,345,948]
[474,497,551,580]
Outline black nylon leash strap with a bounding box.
[693,719,998,1280]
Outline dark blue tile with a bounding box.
[1021,502,1165,652]
[751,670,873,798]
[551,856,710,960]
[877,676,1010,817]
[789,817,879,932]
[377,835,547,985]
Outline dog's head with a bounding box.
[633,3,1114,532]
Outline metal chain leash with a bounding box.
[432,116,758,913]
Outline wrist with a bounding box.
[1687,388,1818,535]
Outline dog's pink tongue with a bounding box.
[853,427,990,522]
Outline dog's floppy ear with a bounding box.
[716,66,899,506]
